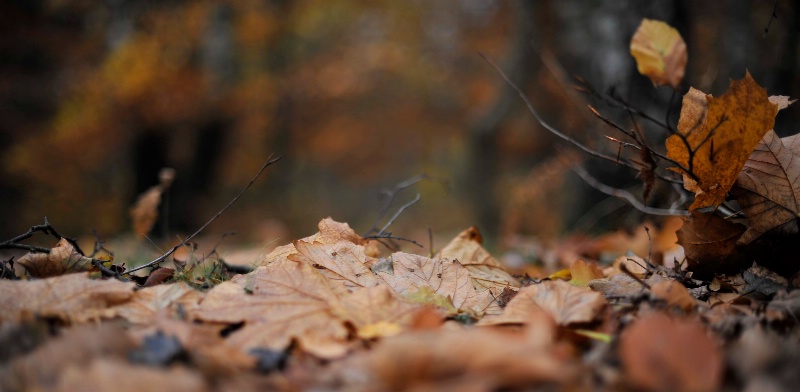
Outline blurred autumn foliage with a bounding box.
[2,1,799,248]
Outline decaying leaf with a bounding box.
[677,211,747,277]
[112,281,203,324]
[483,280,606,326]
[620,312,723,392]
[630,19,687,88]
[436,226,520,292]
[732,130,800,245]
[191,260,350,359]
[650,280,696,312]
[17,238,93,278]
[377,253,497,316]
[331,285,421,339]
[0,273,135,323]
[325,325,566,391]
[290,239,382,292]
[666,73,779,210]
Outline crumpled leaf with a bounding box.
[620,312,723,392]
[630,19,687,88]
[666,73,779,210]
[650,281,696,312]
[436,226,520,292]
[191,260,350,359]
[732,130,800,245]
[483,280,606,326]
[290,240,382,292]
[129,168,175,239]
[377,253,497,316]
[17,238,93,278]
[0,273,135,323]
[677,211,747,278]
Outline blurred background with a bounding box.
[2,0,799,254]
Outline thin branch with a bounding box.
[0,218,85,255]
[764,0,779,38]
[123,156,281,276]
[364,233,423,248]
[481,53,680,182]
[573,166,688,216]
[379,193,420,235]
[363,174,445,237]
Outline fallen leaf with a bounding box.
[191,260,350,358]
[290,239,382,292]
[377,253,498,316]
[650,280,696,312]
[130,186,163,239]
[742,263,788,297]
[483,280,606,326]
[436,226,520,292]
[112,281,203,324]
[568,259,604,287]
[304,217,365,245]
[325,325,566,391]
[0,273,135,323]
[56,358,208,392]
[666,73,779,210]
[732,130,800,245]
[17,238,93,278]
[620,312,723,392]
[677,211,747,277]
[331,285,421,339]
[142,267,175,287]
[629,19,687,88]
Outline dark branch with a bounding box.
[573,166,688,216]
[123,156,281,276]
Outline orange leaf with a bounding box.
[630,19,687,88]
[666,73,779,210]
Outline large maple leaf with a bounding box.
[666,73,778,210]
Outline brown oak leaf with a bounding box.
[677,211,747,277]
[732,130,800,245]
[17,238,93,278]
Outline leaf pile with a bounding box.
[3,218,800,391]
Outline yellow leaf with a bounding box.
[630,19,687,88]
[666,72,779,210]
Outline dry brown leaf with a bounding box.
[650,281,696,312]
[666,73,779,210]
[437,226,520,292]
[589,274,667,297]
[325,325,566,391]
[377,252,498,316]
[16,238,93,278]
[112,281,203,324]
[191,260,350,358]
[732,130,800,245]
[485,280,606,326]
[677,211,747,277]
[290,240,383,292]
[0,273,135,323]
[630,19,687,88]
[620,312,723,392]
[331,285,423,339]
[303,217,365,245]
[129,185,163,239]
[56,358,207,392]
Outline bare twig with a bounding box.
[764,0,779,38]
[364,174,446,237]
[573,166,688,216]
[378,193,420,235]
[364,233,423,248]
[620,263,651,290]
[0,218,84,255]
[482,53,682,183]
[123,156,281,276]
